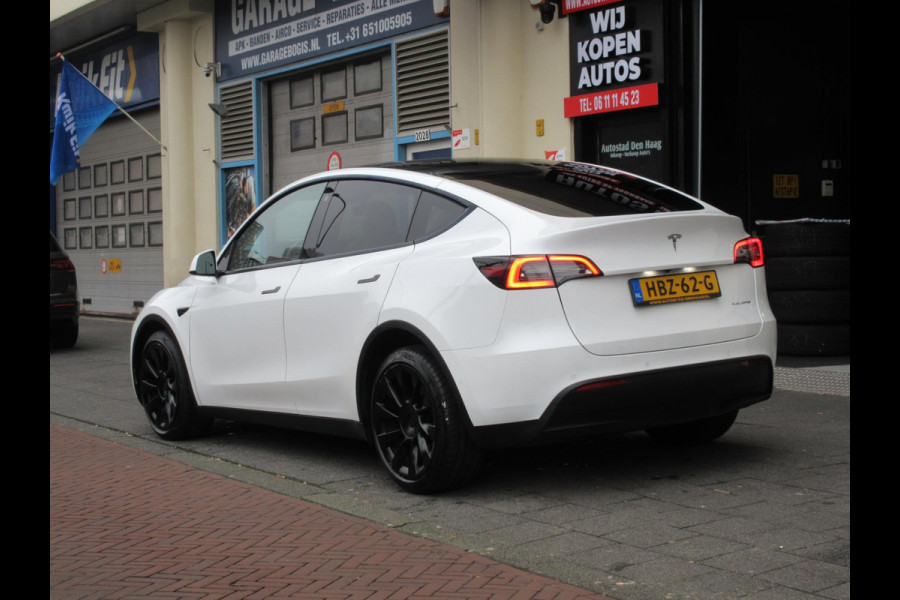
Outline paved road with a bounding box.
[50,317,850,599]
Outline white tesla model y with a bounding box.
[131,160,776,493]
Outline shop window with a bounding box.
[79,227,93,249]
[111,160,125,184]
[148,222,163,247]
[291,118,316,151]
[95,225,109,248]
[147,153,162,179]
[129,190,144,214]
[148,187,162,213]
[290,76,315,108]
[112,224,127,248]
[94,163,108,187]
[130,223,145,247]
[354,59,382,95]
[79,167,91,189]
[321,68,346,101]
[128,157,143,182]
[64,228,77,249]
[322,112,348,145]
[94,195,108,218]
[64,199,76,220]
[355,105,383,140]
[79,197,92,219]
[63,171,76,192]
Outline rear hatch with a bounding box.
[434,161,766,356]
[543,211,764,355]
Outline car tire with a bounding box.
[137,330,212,440]
[645,409,738,445]
[776,323,851,356]
[768,290,850,324]
[51,322,79,348]
[757,222,851,257]
[370,346,483,494]
[764,256,851,291]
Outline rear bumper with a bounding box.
[469,356,772,447]
[50,297,80,327]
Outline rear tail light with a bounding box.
[474,255,602,289]
[734,237,764,268]
[50,258,76,271]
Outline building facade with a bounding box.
[51,0,849,352]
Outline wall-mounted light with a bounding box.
[208,102,230,117]
[203,62,221,79]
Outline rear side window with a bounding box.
[407,192,466,241]
[311,180,420,257]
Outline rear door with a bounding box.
[282,179,420,419]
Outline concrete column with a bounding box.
[449,1,573,161]
[158,20,196,287]
[139,0,216,287]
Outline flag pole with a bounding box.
[56,52,167,152]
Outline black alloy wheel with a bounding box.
[370,347,482,493]
[137,331,210,440]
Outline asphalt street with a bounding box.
[50,316,850,600]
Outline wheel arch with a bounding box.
[131,315,180,394]
[355,320,475,442]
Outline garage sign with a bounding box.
[215,0,449,80]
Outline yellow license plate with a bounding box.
[629,270,721,306]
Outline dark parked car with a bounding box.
[50,232,79,348]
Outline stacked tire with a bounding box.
[757,221,850,356]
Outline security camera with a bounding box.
[539,1,556,23]
[203,62,221,79]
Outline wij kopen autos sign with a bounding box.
[564,0,664,118]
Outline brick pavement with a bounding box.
[50,424,613,600]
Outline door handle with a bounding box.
[357,274,380,284]
[261,286,281,294]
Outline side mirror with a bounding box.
[189,249,218,276]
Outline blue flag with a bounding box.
[50,60,117,185]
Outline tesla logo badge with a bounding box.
[667,233,682,251]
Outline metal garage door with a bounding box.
[54,108,163,317]
[269,51,395,191]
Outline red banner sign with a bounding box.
[563,83,659,118]
[561,0,624,16]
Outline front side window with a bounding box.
[228,182,327,271]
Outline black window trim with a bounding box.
[353,104,384,141]
[290,117,316,152]
[320,67,347,102]
[353,57,383,96]
[221,176,476,273]
[321,111,348,146]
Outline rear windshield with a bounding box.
[432,162,704,217]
